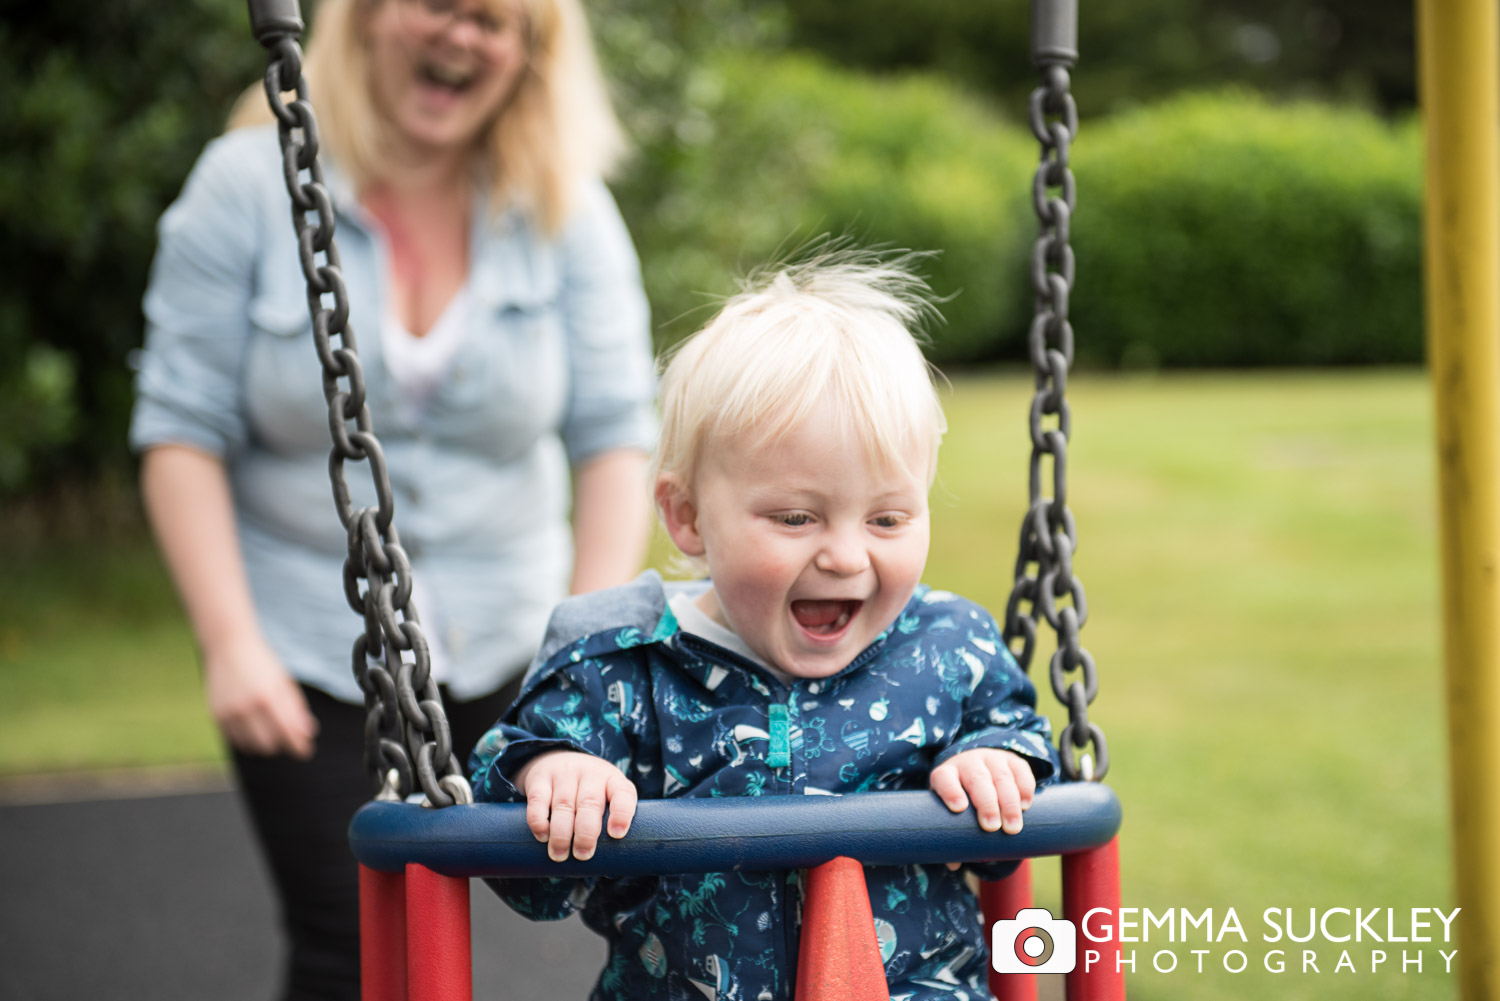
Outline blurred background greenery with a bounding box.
[2,2,1454,998]
[0,0,1422,502]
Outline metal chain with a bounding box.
[250,20,472,808]
[1001,55,1109,783]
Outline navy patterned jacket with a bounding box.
[470,571,1058,1001]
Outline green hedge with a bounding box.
[635,61,1425,369]
[1071,92,1424,367]
[628,52,1037,361]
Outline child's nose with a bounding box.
[814,528,871,576]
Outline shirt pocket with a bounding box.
[438,267,568,458]
[243,294,337,454]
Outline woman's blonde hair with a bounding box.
[227,0,624,233]
[654,248,949,502]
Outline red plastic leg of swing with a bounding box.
[795,856,889,1001]
[360,864,408,1001]
[405,864,472,1001]
[1062,837,1125,1001]
[982,861,1038,1001]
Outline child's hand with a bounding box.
[513,751,638,862]
[930,747,1037,840]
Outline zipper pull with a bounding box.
[767,703,791,769]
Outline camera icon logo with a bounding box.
[991,907,1078,974]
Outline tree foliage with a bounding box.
[0,0,1421,498]
[0,0,262,493]
[784,0,1415,115]
[624,52,1035,359]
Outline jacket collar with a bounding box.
[650,581,917,698]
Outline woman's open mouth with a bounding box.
[419,61,478,93]
[790,599,863,638]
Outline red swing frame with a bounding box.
[357,847,1124,1001]
[349,787,1124,1001]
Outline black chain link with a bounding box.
[251,25,472,807]
[1001,54,1109,782]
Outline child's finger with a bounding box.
[570,772,609,861]
[525,772,554,844]
[929,763,969,813]
[958,755,1002,832]
[1006,754,1037,808]
[984,756,1025,834]
[547,776,578,863]
[605,773,638,839]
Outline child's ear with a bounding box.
[655,476,706,557]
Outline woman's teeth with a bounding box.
[422,64,475,88]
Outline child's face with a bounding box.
[662,404,931,679]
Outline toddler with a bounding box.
[471,251,1058,1000]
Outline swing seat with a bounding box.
[349,783,1124,1001]
[349,781,1119,877]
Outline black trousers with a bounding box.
[232,678,520,1001]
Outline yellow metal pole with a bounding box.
[1417,1,1500,997]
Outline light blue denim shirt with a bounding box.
[131,124,657,702]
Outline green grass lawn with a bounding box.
[1,369,1454,999]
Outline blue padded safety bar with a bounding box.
[349,782,1121,877]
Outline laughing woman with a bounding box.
[130,0,655,996]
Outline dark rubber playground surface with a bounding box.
[0,785,603,1001]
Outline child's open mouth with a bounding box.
[791,599,863,637]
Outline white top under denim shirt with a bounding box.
[130,124,657,703]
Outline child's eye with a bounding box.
[776,513,813,527]
[870,514,905,529]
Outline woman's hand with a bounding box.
[513,750,638,862]
[204,635,318,759]
[141,446,318,760]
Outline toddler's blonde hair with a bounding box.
[654,248,948,501]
